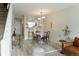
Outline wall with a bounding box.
[1,4,14,56]
[24,16,28,40]
[45,5,79,44]
[14,18,22,35]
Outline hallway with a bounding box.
[1,3,78,56]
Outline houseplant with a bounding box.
[62,25,71,40]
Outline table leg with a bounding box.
[60,42,64,54]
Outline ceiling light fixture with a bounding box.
[41,16,45,19]
[38,9,46,20]
[38,18,41,20]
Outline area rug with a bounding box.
[45,51,65,56]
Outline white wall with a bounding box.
[14,18,22,35]
[45,5,79,44]
[1,4,14,56]
[24,16,28,40]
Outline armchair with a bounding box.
[63,37,79,56]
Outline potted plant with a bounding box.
[62,25,71,40]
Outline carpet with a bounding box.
[45,51,65,56]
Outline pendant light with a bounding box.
[38,9,46,20]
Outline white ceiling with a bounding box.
[12,3,77,17]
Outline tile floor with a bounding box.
[12,40,64,56]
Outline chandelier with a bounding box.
[38,9,46,20]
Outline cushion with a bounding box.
[73,37,79,47]
[64,46,79,54]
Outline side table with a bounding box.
[59,40,66,54]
